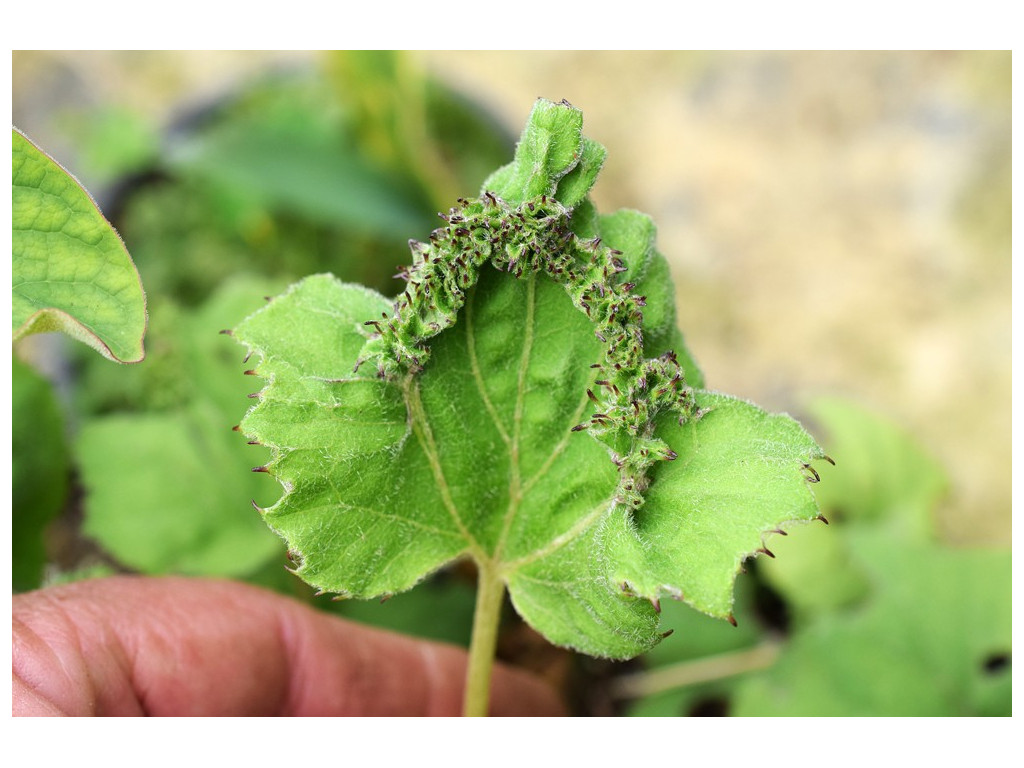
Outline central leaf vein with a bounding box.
[494,275,537,562]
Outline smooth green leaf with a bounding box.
[12,356,70,591]
[235,99,825,659]
[77,277,283,576]
[12,128,147,363]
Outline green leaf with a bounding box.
[602,393,824,619]
[805,396,947,538]
[77,277,282,576]
[12,128,147,363]
[752,521,871,619]
[235,99,825,660]
[481,99,588,206]
[167,114,429,239]
[12,356,70,591]
[754,397,946,619]
[732,533,1011,716]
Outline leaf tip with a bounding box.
[726,614,738,627]
[816,514,830,525]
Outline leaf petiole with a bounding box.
[462,563,507,716]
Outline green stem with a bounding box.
[607,641,782,701]
[463,563,506,716]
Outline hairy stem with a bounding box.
[463,563,506,716]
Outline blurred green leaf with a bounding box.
[65,106,159,182]
[76,277,284,576]
[732,533,1011,716]
[806,397,947,538]
[167,116,429,238]
[13,129,147,363]
[12,356,70,591]
[755,521,870,619]
[327,51,512,209]
[757,397,948,620]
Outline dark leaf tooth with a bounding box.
[247,439,260,445]
[660,629,674,639]
[817,514,830,525]
[756,547,776,559]
[250,499,262,512]
[231,424,241,432]
[570,424,588,432]
[252,466,269,473]
[802,463,821,482]
[247,392,261,399]
[243,369,258,376]
[823,455,836,465]
[727,615,738,627]
[219,328,233,336]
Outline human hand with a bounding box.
[12,575,565,716]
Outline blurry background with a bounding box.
[14,50,1010,544]
[11,51,1011,715]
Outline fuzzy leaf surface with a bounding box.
[12,129,146,363]
[237,273,823,657]
[235,99,826,659]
